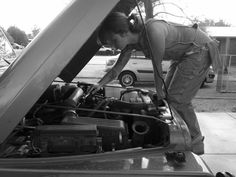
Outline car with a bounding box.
[0,27,17,69]
[201,65,215,87]
[105,51,215,87]
[0,1,232,177]
[11,43,24,57]
[12,43,24,50]
[96,46,116,55]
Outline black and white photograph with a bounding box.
[0,0,236,176]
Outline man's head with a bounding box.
[98,12,142,50]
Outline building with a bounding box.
[206,26,236,65]
[206,27,236,92]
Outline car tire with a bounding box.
[119,71,136,87]
[105,50,110,55]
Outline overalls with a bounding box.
[139,20,221,145]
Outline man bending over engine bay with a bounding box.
[89,12,221,155]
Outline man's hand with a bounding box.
[87,83,101,95]
[152,93,166,107]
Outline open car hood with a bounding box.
[0,1,228,175]
[0,0,138,143]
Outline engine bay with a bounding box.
[0,82,170,158]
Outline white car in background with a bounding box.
[105,50,215,87]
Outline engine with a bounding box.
[0,82,169,158]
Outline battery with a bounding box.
[62,117,129,151]
[33,124,98,155]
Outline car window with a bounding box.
[96,46,120,56]
[131,50,149,60]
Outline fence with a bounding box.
[216,54,236,93]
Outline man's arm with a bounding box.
[97,45,133,87]
[145,21,168,100]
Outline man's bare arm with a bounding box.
[98,45,133,87]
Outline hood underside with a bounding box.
[59,0,138,82]
[0,0,137,143]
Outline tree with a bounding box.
[192,18,231,32]
[131,0,187,21]
[215,20,231,27]
[7,26,28,47]
[193,18,230,28]
[142,0,154,19]
[31,25,40,38]
[114,0,156,17]
[134,0,231,29]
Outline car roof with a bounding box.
[0,0,137,143]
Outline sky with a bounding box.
[0,0,71,33]
[1,0,236,34]
[164,0,236,25]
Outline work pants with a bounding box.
[165,48,211,139]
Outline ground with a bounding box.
[193,81,236,112]
[193,98,236,112]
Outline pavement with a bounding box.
[197,112,236,175]
[196,83,236,99]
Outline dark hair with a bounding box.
[98,12,142,45]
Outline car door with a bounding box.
[129,51,154,82]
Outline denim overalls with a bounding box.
[139,19,221,146]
